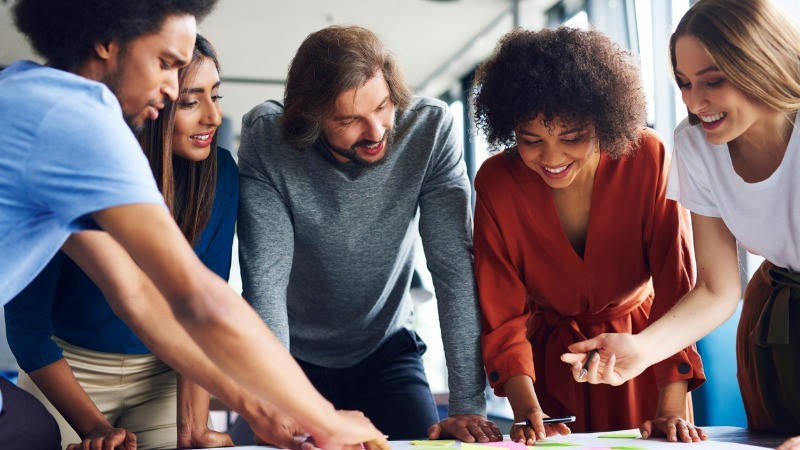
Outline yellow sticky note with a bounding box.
[461,444,502,450]
[410,440,456,447]
[597,432,641,439]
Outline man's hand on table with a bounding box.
[427,414,502,442]
[177,426,233,448]
[247,406,316,450]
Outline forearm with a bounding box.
[638,283,739,366]
[174,275,337,433]
[128,294,292,440]
[421,192,486,414]
[655,380,689,418]
[503,375,540,420]
[85,207,340,439]
[177,374,211,433]
[28,359,110,437]
[105,269,305,429]
[639,213,741,365]
[438,298,487,415]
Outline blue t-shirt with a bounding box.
[0,61,165,304]
[5,149,239,372]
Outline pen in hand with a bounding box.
[513,416,576,427]
[578,349,599,381]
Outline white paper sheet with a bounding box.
[182,427,768,449]
[476,428,764,449]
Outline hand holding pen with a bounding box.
[510,409,572,445]
[513,416,576,427]
[578,349,600,381]
[561,333,653,386]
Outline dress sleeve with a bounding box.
[4,252,66,372]
[473,165,535,397]
[644,133,706,391]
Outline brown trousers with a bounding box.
[737,260,800,433]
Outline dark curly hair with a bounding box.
[12,0,218,71]
[473,27,647,158]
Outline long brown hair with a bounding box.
[282,25,412,151]
[670,0,800,125]
[139,34,221,245]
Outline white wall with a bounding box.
[776,0,800,19]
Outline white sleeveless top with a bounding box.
[666,116,800,271]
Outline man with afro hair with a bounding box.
[0,2,389,450]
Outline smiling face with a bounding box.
[321,71,396,166]
[514,115,600,190]
[172,57,222,162]
[104,14,196,133]
[674,35,777,146]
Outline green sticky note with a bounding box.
[597,432,641,439]
[411,441,456,447]
[610,446,647,450]
[529,443,581,447]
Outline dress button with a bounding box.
[489,371,500,382]
[678,362,691,374]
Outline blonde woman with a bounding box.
[562,0,800,445]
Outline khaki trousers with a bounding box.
[18,338,177,449]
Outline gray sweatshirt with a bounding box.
[237,96,486,415]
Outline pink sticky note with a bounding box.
[486,441,529,450]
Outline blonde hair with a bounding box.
[670,0,800,125]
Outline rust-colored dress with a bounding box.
[474,130,705,432]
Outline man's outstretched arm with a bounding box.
[76,204,387,450]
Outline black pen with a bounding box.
[513,416,576,426]
[578,349,600,380]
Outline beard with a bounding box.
[325,129,393,167]
[102,62,152,137]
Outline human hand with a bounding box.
[177,426,233,448]
[427,414,502,443]
[561,333,651,386]
[312,409,389,450]
[246,406,318,450]
[509,408,570,445]
[639,415,706,443]
[66,425,137,450]
[778,436,800,450]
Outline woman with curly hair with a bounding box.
[473,27,706,444]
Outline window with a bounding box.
[563,10,589,29]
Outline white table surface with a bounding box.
[181,426,788,449]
